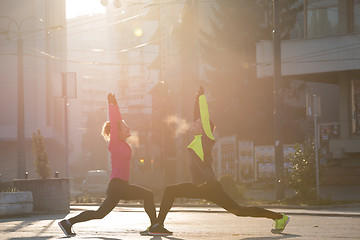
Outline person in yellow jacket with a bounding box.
[144,87,289,236]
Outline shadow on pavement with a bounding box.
[0,213,68,222]
[9,237,53,240]
[75,237,123,240]
[240,233,302,240]
[1,213,67,233]
[150,236,186,240]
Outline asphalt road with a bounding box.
[1,206,360,240]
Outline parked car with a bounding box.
[83,170,108,194]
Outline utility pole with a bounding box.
[306,94,321,199]
[273,0,284,200]
[62,72,76,178]
[62,73,69,178]
[17,36,25,179]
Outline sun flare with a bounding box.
[66,0,106,19]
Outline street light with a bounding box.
[1,16,62,179]
[272,0,284,200]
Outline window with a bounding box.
[354,0,360,32]
[307,0,339,38]
[352,78,360,135]
[288,0,305,39]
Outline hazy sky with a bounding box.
[66,0,105,19]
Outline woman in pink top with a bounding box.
[59,93,157,237]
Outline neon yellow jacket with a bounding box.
[187,94,215,161]
[187,93,216,185]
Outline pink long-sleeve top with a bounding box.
[108,104,132,181]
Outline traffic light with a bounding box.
[150,159,154,171]
[137,159,145,173]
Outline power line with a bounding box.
[283,41,360,62]
[2,1,360,67]
[257,56,360,67]
[284,57,360,64]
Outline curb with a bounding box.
[70,204,360,218]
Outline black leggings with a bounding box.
[69,178,157,225]
[157,181,281,225]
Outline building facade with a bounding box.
[256,0,360,169]
[0,0,67,181]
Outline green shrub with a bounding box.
[0,181,14,192]
[286,142,320,203]
[1,187,18,193]
[32,130,51,179]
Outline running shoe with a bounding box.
[58,219,76,237]
[140,224,165,236]
[145,223,173,236]
[140,226,151,236]
[271,214,290,234]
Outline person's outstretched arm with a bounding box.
[107,93,122,142]
[194,86,214,140]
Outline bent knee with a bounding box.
[163,185,178,198]
[143,189,154,200]
[94,210,108,219]
[164,186,173,195]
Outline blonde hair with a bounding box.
[102,121,111,142]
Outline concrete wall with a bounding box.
[0,191,33,216]
[13,178,69,213]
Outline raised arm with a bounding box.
[107,93,122,141]
[193,86,215,140]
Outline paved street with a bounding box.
[1,205,360,240]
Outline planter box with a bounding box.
[0,191,33,216]
[13,178,69,213]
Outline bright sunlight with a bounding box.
[66,0,106,19]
